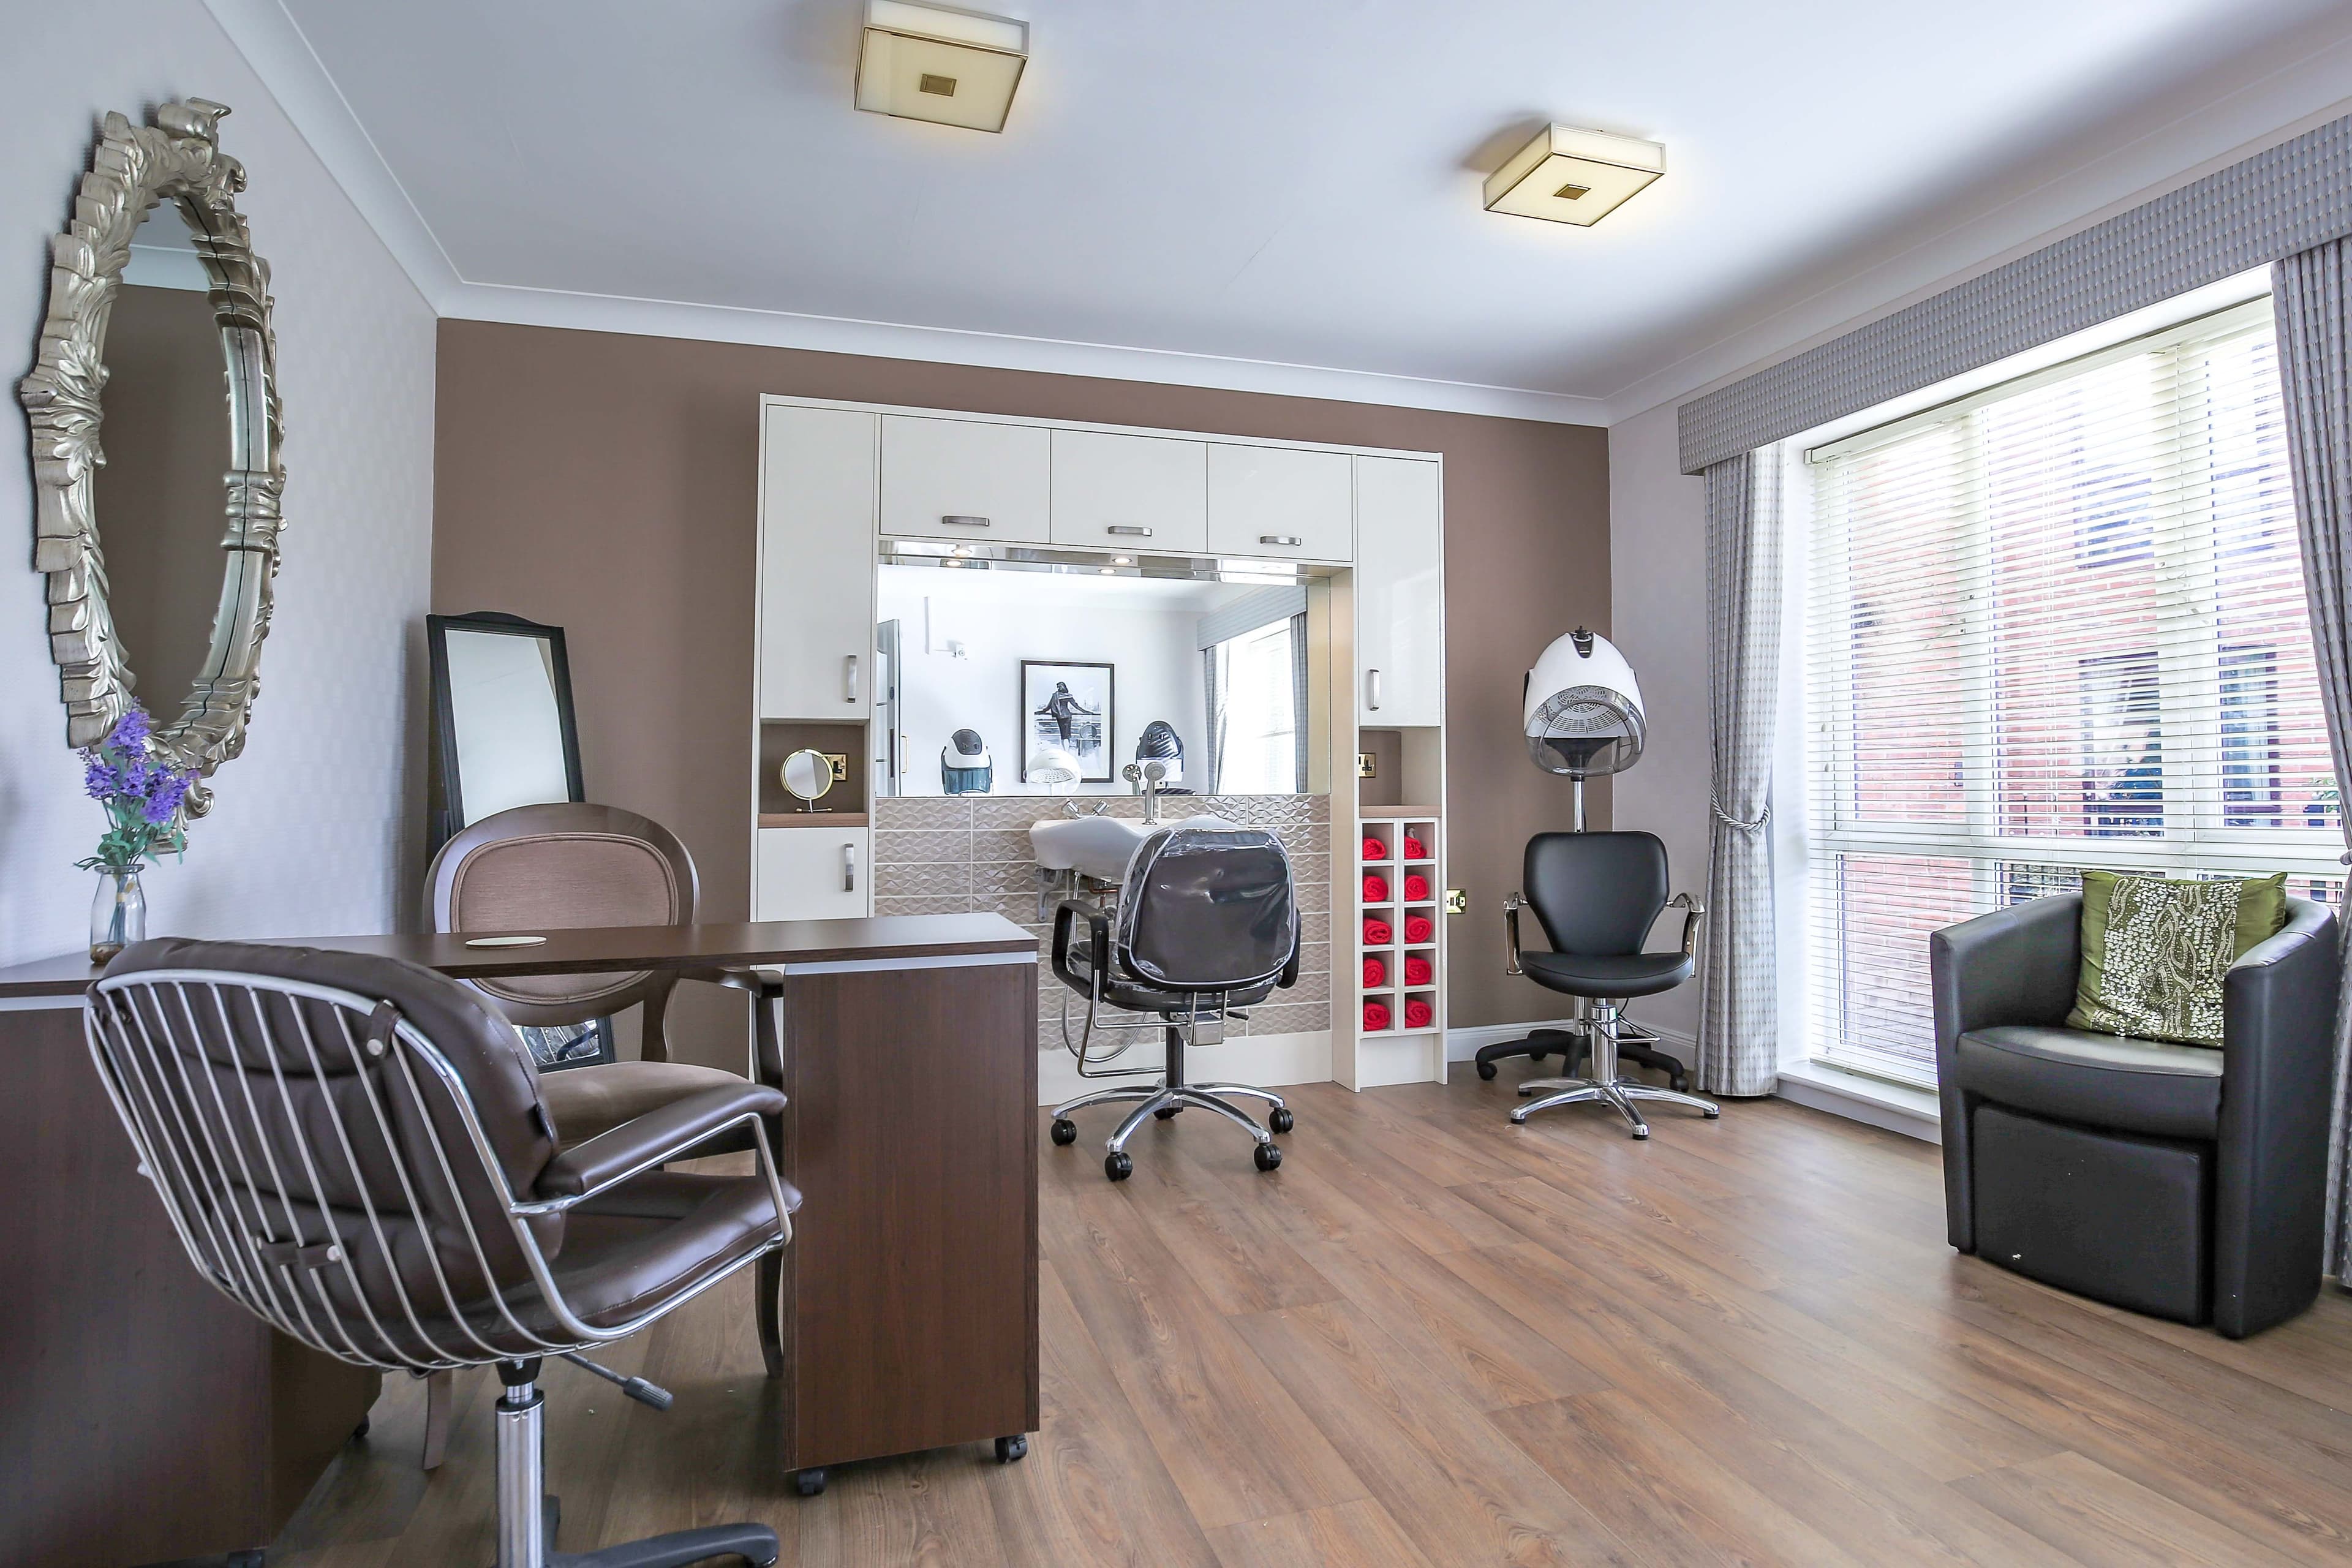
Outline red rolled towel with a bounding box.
[1402,834,1428,859]
[1363,1000,1392,1032]
[1404,998,1435,1030]
[1362,835,1388,861]
[1403,914,1434,943]
[1403,873,1431,902]
[1363,916,1392,945]
[1362,956,1387,989]
[1403,954,1434,987]
[1363,873,1390,903]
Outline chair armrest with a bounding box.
[1667,892,1706,957]
[1503,892,1528,977]
[535,1082,788,1200]
[1051,899,1110,996]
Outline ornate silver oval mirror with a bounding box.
[780,748,837,809]
[18,99,283,816]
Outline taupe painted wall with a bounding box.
[432,320,1608,1055]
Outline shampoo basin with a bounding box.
[1030,812,1240,883]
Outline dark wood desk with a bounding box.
[0,913,1039,1562]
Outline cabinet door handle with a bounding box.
[1367,668,1383,712]
[845,654,860,703]
[843,843,858,893]
[940,514,992,528]
[1260,534,1302,548]
[1106,525,1153,537]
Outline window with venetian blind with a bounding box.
[1801,297,2340,1085]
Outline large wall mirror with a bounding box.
[875,553,1332,798]
[18,99,284,815]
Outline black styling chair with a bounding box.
[1932,892,2339,1336]
[84,938,797,1568]
[1047,825,1300,1181]
[1479,831,1720,1137]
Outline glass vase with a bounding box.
[89,867,146,964]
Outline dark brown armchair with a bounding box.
[419,803,783,1464]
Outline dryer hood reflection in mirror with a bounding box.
[942,728,993,794]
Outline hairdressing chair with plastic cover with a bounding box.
[84,938,798,1568]
[1047,825,1300,1180]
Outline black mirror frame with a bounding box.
[426,611,586,858]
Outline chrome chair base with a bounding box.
[1052,1077,1292,1180]
[1504,1000,1718,1140]
[495,1362,778,1568]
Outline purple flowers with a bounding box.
[76,706,198,874]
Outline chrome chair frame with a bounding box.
[1501,892,1721,1138]
[86,966,788,1568]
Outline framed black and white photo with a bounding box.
[1020,660,1115,783]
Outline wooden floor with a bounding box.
[272,1064,2352,1567]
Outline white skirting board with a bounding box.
[1039,1030,1332,1107]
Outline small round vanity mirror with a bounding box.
[780,748,836,810]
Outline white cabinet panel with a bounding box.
[760,405,877,720]
[1050,430,1208,553]
[1353,456,1444,726]
[755,826,872,920]
[1207,443,1353,562]
[881,415,1052,545]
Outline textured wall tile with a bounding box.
[1246,1001,1333,1036]
[874,861,971,898]
[1295,940,1329,976]
[1280,968,1333,1005]
[970,827,1036,863]
[875,894,973,917]
[1295,880,1331,914]
[973,859,1049,897]
[875,797,973,831]
[873,827,973,865]
[1299,911,1332,948]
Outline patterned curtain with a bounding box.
[2272,240,2352,1281]
[1697,451,1784,1096]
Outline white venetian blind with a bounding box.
[1803,297,2340,1084]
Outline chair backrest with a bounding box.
[85,938,572,1373]
[1525,831,1670,958]
[426,802,698,1030]
[1115,826,1298,992]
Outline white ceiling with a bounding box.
[223,0,2352,421]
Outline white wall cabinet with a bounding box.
[755,825,872,920]
[1207,443,1354,562]
[1352,456,1444,726]
[880,415,1052,545]
[1050,429,1208,553]
[759,405,878,720]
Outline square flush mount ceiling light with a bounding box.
[856,0,1029,134]
[1483,125,1665,226]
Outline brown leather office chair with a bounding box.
[423,803,782,1464]
[85,938,797,1568]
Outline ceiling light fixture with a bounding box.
[856,0,1028,134]
[1483,125,1664,227]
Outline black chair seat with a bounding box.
[1521,949,1694,999]
[1954,1024,2222,1140]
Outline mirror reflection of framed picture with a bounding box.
[1021,660,1115,783]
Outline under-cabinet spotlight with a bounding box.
[1483,124,1665,226]
[856,0,1028,134]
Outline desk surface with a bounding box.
[0,913,1036,1002]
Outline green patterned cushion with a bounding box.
[2067,871,2288,1046]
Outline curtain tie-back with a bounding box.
[1711,794,1771,834]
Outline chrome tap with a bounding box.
[1123,760,1169,824]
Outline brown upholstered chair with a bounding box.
[86,937,796,1568]
[419,802,781,1466]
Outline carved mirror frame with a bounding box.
[18,99,283,816]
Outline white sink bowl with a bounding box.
[1030,813,1239,883]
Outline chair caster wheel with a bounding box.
[1254,1142,1283,1172]
[1476,1060,1498,1080]
[1268,1107,1294,1133]
[352,1415,370,1439]
[995,1434,1028,1463]
[1704,1107,1722,1118]
[1105,1152,1133,1182]
[1529,1049,1547,1063]
[795,1467,827,1497]
[1630,1125,1651,1140]
[1154,1106,1182,1120]
[1049,1118,1077,1146]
